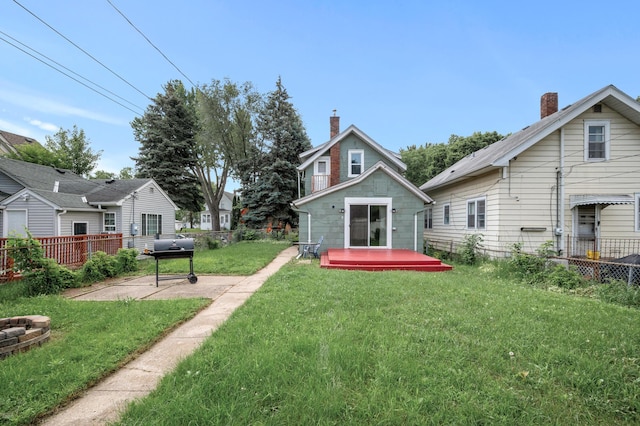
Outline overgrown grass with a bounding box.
[117,262,640,425]
[0,296,209,425]
[139,240,291,275]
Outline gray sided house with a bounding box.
[293,117,432,255]
[420,84,640,259]
[0,156,178,252]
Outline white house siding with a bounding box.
[0,173,23,195]
[427,104,640,258]
[128,181,177,251]
[560,107,640,240]
[5,197,55,237]
[425,170,503,257]
[59,211,102,235]
[495,130,561,255]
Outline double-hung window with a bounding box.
[443,204,450,225]
[584,120,610,161]
[467,198,486,229]
[142,213,163,236]
[424,207,433,229]
[348,150,364,177]
[104,212,116,232]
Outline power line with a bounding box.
[0,33,143,116]
[0,29,145,114]
[106,0,197,88]
[12,0,153,101]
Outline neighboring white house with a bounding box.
[0,156,178,252]
[200,191,234,230]
[420,84,640,259]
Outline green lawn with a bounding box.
[139,240,291,275]
[0,296,209,426]
[116,262,640,425]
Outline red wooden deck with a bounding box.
[320,248,453,272]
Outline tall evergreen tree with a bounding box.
[242,77,312,229]
[131,80,202,213]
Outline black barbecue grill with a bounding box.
[149,238,197,287]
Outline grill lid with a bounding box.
[153,238,195,252]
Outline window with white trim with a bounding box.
[348,150,364,177]
[424,207,433,229]
[443,204,450,225]
[467,198,486,229]
[73,222,88,235]
[104,212,116,232]
[584,120,610,161]
[141,213,163,236]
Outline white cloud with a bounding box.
[0,84,127,126]
[27,119,60,133]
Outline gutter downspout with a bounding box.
[297,170,301,200]
[57,210,67,236]
[558,127,565,255]
[413,206,428,252]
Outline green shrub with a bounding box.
[7,230,45,272]
[23,258,79,296]
[458,233,484,265]
[506,242,547,284]
[546,263,586,289]
[80,251,118,283]
[116,248,139,273]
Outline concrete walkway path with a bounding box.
[42,246,298,426]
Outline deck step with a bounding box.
[320,249,452,272]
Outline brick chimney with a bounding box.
[540,92,558,118]
[330,113,340,138]
[329,114,340,186]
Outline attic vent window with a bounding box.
[593,104,602,113]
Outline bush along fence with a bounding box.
[425,235,640,285]
[0,233,123,281]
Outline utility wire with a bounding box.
[0,29,144,114]
[0,34,143,116]
[12,0,153,101]
[106,0,197,88]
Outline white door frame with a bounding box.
[343,197,392,249]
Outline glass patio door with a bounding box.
[348,203,388,247]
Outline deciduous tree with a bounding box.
[195,79,262,231]
[45,125,102,177]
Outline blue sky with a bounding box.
[1,0,639,188]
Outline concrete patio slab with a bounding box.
[41,246,298,426]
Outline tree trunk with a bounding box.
[193,162,227,233]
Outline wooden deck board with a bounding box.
[320,248,453,272]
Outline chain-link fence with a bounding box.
[563,256,640,285]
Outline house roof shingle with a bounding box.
[0,130,41,155]
[0,157,157,210]
[420,84,640,191]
